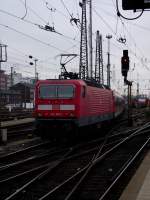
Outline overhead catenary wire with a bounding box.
[0,9,40,26]
[60,0,80,27]
[130,22,150,33]
[115,0,144,20]
[0,23,68,53]
[8,55,28,63]
[8,46,29,57]
[119,17,145,57]
[1,1,149,82]
[100,4,145,58]
[7,41,79,66]
[93,2,145,54]
[21,0,28,19]
[6,57,60,76]
[41,0,69,19]
[60,0,73,18]
[93,8,117,36]
[94,5,150,70]
[75,0,80,19]
[93,3,150,76]
[94,6,141,55]
[0,9,80,44]
[19,0,47,23]
[45,2,56,27]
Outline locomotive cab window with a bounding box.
[39,85,56,98]
[39,85,74,99]
[58,85,74,98]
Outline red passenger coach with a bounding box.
[34,79,124,138]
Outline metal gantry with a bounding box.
[95,31,104,84]
[106,34,112,88]
[88,0,93,79]
[79,0,88,79]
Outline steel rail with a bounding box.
[0,130,130,185]
[99,136,150,200]
[4,122,150,200]
[38,122,150,200]
[4,149,74,200]
[0,162,53,184]
[63,124,150,200]
[0,141,51,161]
[0,147,69,172]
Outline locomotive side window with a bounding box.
[39,85,74,99]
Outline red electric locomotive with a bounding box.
[34,79,125,138]
[132,95,148,108]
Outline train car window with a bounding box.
[82,86,86,98]
[39,85,56,98]
[39,85,74,99]
[58,85,74,98]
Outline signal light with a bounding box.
[121,50,129,78]
[122,0,150,10]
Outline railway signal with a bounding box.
[121,50,129,79]
[29,55,38,81]
[121,50,133,126]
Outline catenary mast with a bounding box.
[79,0,88,79]
[88,0,93,79]
[95,31,104,84]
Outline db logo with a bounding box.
[52,104,60,110]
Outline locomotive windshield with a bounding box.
[39,85,74,99]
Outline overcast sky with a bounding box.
[1,0,150,95]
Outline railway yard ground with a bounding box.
[0,107,150,200]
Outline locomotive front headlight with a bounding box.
[38,113,42,117]
[69,112,75,117]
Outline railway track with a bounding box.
[0,118,35,144]
[0,122,149,200]
[0,108,33,122]
[0,112,33,122]
[7,127,34,141]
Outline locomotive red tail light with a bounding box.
[44,112,50,117]
[38,113,42,117]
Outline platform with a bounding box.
[119,151,150,200]
[0,118,34,128]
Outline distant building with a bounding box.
[10,82,35,108]
[0,68,36,108]
[0,89,21,107]
[13,72,22,85]
[6,71,36,89]
[0,70,8,90]
[21,76,35,84]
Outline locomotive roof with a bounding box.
[36,79,86,86]
[36,79,109,89]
